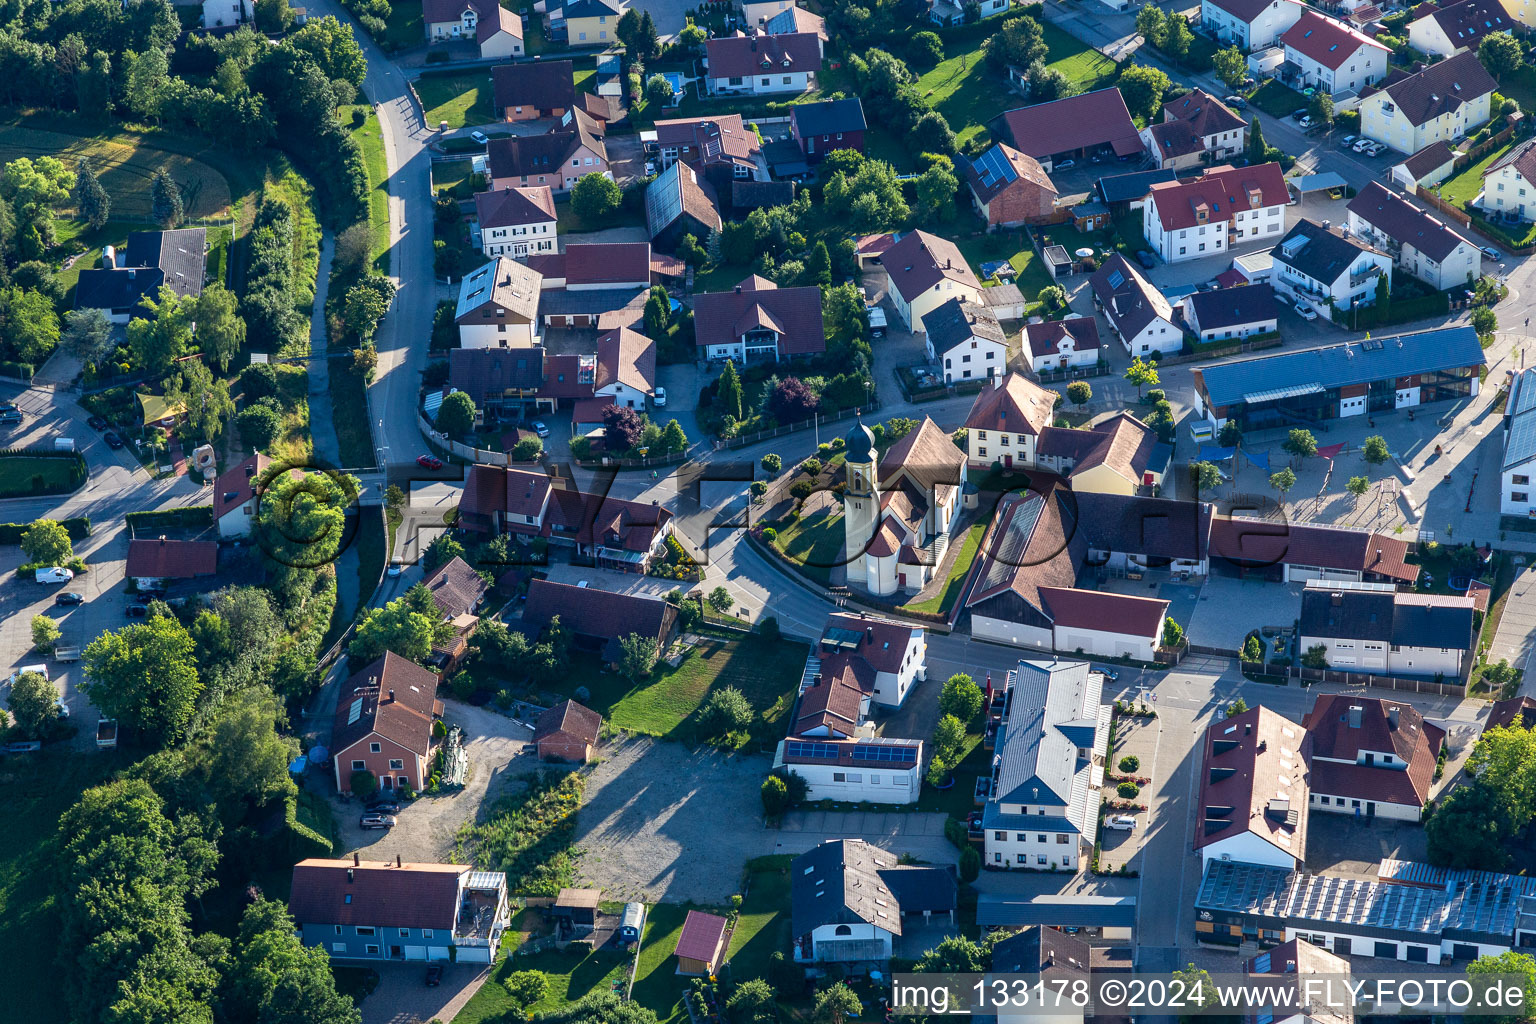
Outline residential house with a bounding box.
[331,653,444,795]
[644,161,722,248]
[998,88,1145,172]
[775,661,923,803]
[651,115,767,184]
[1180,283,1280,342]
[202,0,247,27]
[1481,136,1536,222]
[126,538,217,589]
[1142,89,1248,171]
[1299,584,1475,686]
[1095,167,1179,213]
[789,98,866,162]
[1485,695,1536,733]
[1022,317,1102,373]
[532,698,602,762]
[1503,366,1536,515]
[426,0,524,55]
[289,857,508,963]
[1073,491,1212,576]
[693,275,825,361]
[1206,515,1420,584]
[843,418,967,597]
[1142,162,1289,264]
[486,112,608,194]
[1301,692,1448,820]
[1200,0,1305,49]
[817,612,927,708]
[1359,50,1496,154]
[962,373,1055,469]
[594,326,655,408]
[521,579,679,663]
[975,894,1138,941]
[213,452,271,539]
[763,4,827,42]
[1193,704,1310,869]
[981,660,1110,872]
[1036,413,1167,494]
[1269,218,1393,311]
[790,839,957,962]
[448,346,550,422]
[74,228,206,323]
[732,179,795,210]
[474,5,525,57]
[558,0,626,44]
[474,185,557,260]
[1391,140,1458,189]
[1408,0,1513,56]
[704,30,820,96]
[1243,938,1355,1024]
[925,298,1010,384]
[1347,182,1481,289]
[987,927,1093,1024]
[674,912,730,976]
[1089,254,1182,357]
[455,257,542,348]
[420,556,488,619]
[964,142,1059,229]
[880,229,983,333]
[1280,10,1390,97]
[492,60,575,121]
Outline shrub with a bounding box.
[761,773,789,815]
[1118,755,1140,773]
[351,770,378,800]
[1116,781,1140,799]
[761,527,778,543]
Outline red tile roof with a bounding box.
[879,230,980,303]
[792,661,867,736]
[1486,695,1536,733]
[1038,587,1168,638]
[1024,317,1101,359]
[1207,517,1419,582]
[331,652,442,759]
[421,555,488,618]
[1147,162,1288,232]
[1282,9,1388,69]
[963,373,1056,435]
[1302,694,1444,806]
[693,275,824,355]
[564,242,652,287]
[213,451,272,520]
[595,327,656,394]
[1194,705,1310,859]
[1000,88,1144,161]
[521,578,678,651]
[533,697,602,745]
[289,858,467,931]
[125,538,217,579]
[653,114,762,166]
[705,30,821,79]
[819,612,920,675]
[474,185,557,229]
[674,910,729,965]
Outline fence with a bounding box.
[1274,664,1467,696]
[894,367,994,403]
[1156,335,1283,368]
[716,401,881,450]
[1030,362,1111,385]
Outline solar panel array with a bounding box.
[977,495,1045,593]
[785,741,839,760]
[1506,370,1536,472]
[849,743,917,764]
[974,146,1017,188]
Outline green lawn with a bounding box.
[1249,78,1307,118]
[418,73,497,130]
[552,633,807,742]
[915,729,987,818]
[769,507,844,585]
[456,942,630,1024]
[382,0,423,50]
[954,231,1054,299]
[0,750,134,1024]
[725,862,792,982]
[432,158,480,200]
[912,23,1117,149]
[0,455,83,497]
[898,519,986,616]
[629,904,691,1022]
[347,105,392,272]
[1441,139,1514,207]
[555,196,647,235]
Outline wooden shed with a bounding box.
[552,887,601,936]
[674,910,729,976]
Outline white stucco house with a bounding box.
[1348,182,1481,291]
[1270,219,1393,311]
[1301,691,1450,821]
[1201,0,1305,50]
[1142,162,1289,264]
[455,257,543,349]
[1280,10,1389,97]
[1503,367,1536,516]
[1481,136,1536,223]
[879,230,983,333]
[1089,254,1183,357]
[925,297,1009,384]
[1299,584,1474,684]
[1022,316,1102,372]
[202,0,248,27]
[1407,0,1514,57]
[817,612,928,709]
[213,452,271,539]
[1181,284,1280,342]
[789,840,955,962]
[1358,51,1495,155]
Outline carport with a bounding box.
[1287,172,1350,201]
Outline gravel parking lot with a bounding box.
[570,736,772,904]
[326,700,536,864]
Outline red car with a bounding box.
[416,454,443,470]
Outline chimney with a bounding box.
[388,689,395,702]
[353,851,360,867]
[1349,705,1363,729]
[734,284,742,293]
[865,626,874,644]
[1388,706,1400,729]
[813,673,823,687]
[160,535,167,545]
[397,854,402,868]
[1331,592,1342,606]
[347,868,354,883]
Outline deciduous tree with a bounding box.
[81,615,202,744]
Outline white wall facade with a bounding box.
[203,0,248,26]
[481,219,557,259]
[1283,926,1443,963]
[1053,622,1160,661]
[804,921,895,962]
[894,280,984,333]
[217,502,256,539]
[1202,0,1304,49]
[967,427,1039,470]
[1273,248,1391,308]
[1284,41,1387,97]
[1502,465,1536,516]
[983,826,1084,871]
[779,751,921,805]
[1347,211,1481,291]
[1200,828,1298,870]
[970,615,1054,651]
[1308,789,1422,821]
[935,336,1009,384]
[1122,317,1184,358]
[1360,89,1489,154]
[872,633,927,708]
[1406,17,1459,56]
[1023,337,1099,372]
[1481,162,1536,222]
[709,70,814,96]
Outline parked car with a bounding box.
[416,453,443,470]
[367,800,403,814]
[1295,301,1319,321]
[125,603,149,618]
[653,386,667,407]
[470,130,489,145]
[1105,815,1138,831]
[1352,138,1371,152]
[1298,115,1315,129]
[1340,134,1356,147]
[531,420,550,438]
[6,664,47,686]
[1482,246,1503,260]
[55,592,83,606]
[1054,158,1076,170]
[103,431,123,449]
[35,567,74,584]
[55,700,70,719]
[358,813,397,830]
[387,561,403,577]
[1135,250,1156,270]
[86,415,107,430]
[426,966,443,987]
[1292,108,1308,121]
[1224,95,1247,109]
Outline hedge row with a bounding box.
[0,517,91,544]
[0,362,34,380]
[1349,291,1451,330]
[125,506,216,531]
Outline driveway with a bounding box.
[327,700,536,864]
[774,809,957,867]
[356,961,492,1024]
[570,735,771,903]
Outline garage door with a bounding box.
[1321,568,1358,581]
[1452,943,1480,960]
[1287,565,1322,582]
[404,945,426,960]
[458,946,492,963]
[428,946,451,961]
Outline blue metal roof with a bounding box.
[1198,326,1485,409]
[1504,367,1536,471]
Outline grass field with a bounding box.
[913,23,1118,148]
[432,158,480,199]
[347,105,393,272]
[769,508,844,585]
[1441,139,1514,207]
[898,519,986,616]
[419,73,497,130]
[554,633,805,742]
[0,750,133,1024]
[457,941,629,1024]
[382,1,424,50]
[955,231,1054,299]
[1249,78,1307,119]
[0,455,83,497]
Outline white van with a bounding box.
[6,664,47,686]
[35,567,74,584]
